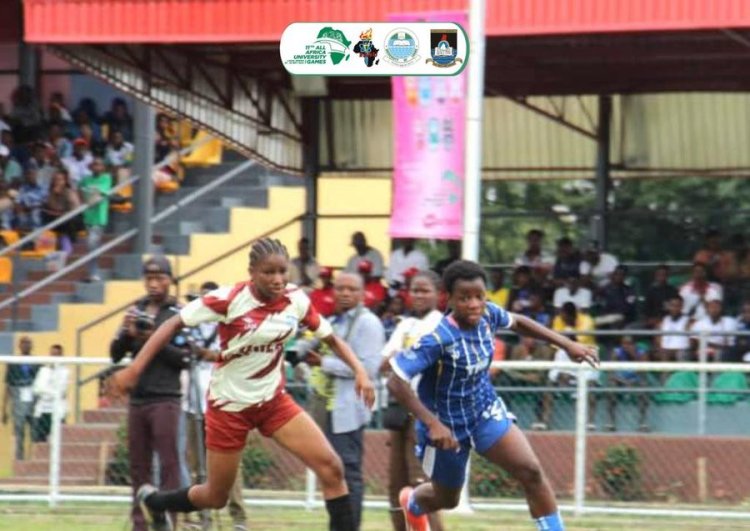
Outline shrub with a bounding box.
[593,444,643,501]
[469,453,523,498]
[241,444,274,489]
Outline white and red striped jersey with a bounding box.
[180,282,332,411]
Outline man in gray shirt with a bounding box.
[304,272,384,529]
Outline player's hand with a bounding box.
[427,419,459,451]
[567,343,600,369]
[355,370,376,409]
[104,366,138,399]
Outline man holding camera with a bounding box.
[110,256,191,531]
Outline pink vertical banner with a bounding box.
[389,11,468,240]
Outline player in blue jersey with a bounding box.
[387,260,599,531]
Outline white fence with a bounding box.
[0,329,749,522]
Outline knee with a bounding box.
[204,490,229,509]
[514,461,545,489]
[316,452,345,488]
[437,489,462,510]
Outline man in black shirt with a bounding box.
[2,336,38,460]
[643,265,679,328]
[111,256,191,531]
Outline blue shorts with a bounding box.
[415,410,513,489]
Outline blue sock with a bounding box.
[407,492,427,517]
[534,510,564,531]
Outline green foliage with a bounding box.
[105,421,130,486]
[468,452,523,498]
[593,444,643,501]
[241,444,274,489]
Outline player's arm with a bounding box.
[511,313,599,368]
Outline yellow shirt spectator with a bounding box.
[552,312,597,347]
[487,287,509,309]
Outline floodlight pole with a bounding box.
[462,0,486,261]
[593,95,612,250]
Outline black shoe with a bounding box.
[136,484,173,531]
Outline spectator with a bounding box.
[693,228,726,283]
[679,262,723,320]
[381,295,406,340]
[433,239,461,276]
[386,238,429,289]
[70,107,102,148]
[288,236,320,291]
[552,237,581,286]
[487,267,509,309]
[79,157,112,282]
[580,242,619,288]
[0,103,10,133]
[691,298,737,362]
[155,113,179,162]
[0,180,14,230]
[105,129,134,192]
[345,231,384,278]
[102,97,134,142]
[78,122,103,155]
[606,336,650,433]
[596,265,638,328]
[1,336,38,460]
[523,291,552,327]
[26,142,56,190]
[10,85,44,143]
[732,301,750,363]
[48,122,73,160]
[110,256,191,531]
[358,260,387,312]
[16,167,46,231]
[488,337,508,381]
[31,344,69,443]
[42,168,81,254]
[303,272,384,530]
[63,138,94,186]
[655,295,691,364]
[643,265,679,328]
[502,336,555,431]
[514,229,554,276]
[0,143,23,183]
[552,302,596,347]
[46,91,73,124]
[553,272,592,312]
[507,265,536,313]
[309,266,336,316]
[547,345,599,430]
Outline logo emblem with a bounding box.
[383,28,420,66]
[284,26,351,67]
[353,28,379,67]
[426,30,463,68]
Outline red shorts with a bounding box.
[205,392,303,452]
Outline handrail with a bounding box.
[0,134,214,258]
[0,159,257,312]
[72,212,305,420]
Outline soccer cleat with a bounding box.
[136,484,173,531]
[399,486,429,531]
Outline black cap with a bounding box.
[142,255,173,277]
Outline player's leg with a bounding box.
[403,419,445,531]
[271,409,355,531]
[480,422,563,530]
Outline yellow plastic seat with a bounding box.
[19,230,57,259]
[0,256,12,283]
[0,230,20,247]
[180,131,223,167]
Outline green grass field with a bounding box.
[1,503,749,530]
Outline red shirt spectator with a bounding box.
[309,266,336,316]
[358,260,387,311]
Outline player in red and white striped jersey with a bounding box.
[109,238,374,531]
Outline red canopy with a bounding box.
[24,0,750,44]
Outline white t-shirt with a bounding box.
[548,348,599,384]
[32,365,69,417]
[580,253,619,286]
[679,281,723,321]
[386,248,429,285]
[180,282,332,411]
[691,316,737,347]
[106,142,134,167]
[345,248,385,278]
[62,153,93,186]
[553,286,592,310]
[659,315,691,350]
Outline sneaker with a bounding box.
[233,523,248,531]
[399,486,429,531]
[531,422,548,431]
[136,484,173,531]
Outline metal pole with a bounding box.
[462,0,486,261]
[302,97,320,250]
[305,468,316,510]
[573,367,589,517]
[697,332,708,436]
[48,362,63,508]
[133,100,156,254]
[593,95,612,249]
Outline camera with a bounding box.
[132,309,156,332]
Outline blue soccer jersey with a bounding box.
[390,302,514,443]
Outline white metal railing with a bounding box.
[1,330,749,521]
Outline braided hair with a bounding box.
[249,237,289,268]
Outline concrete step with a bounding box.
[0,281,77,294]
[31,442,115,461]
[0,476,99,486]
[25,268,112,283]
[0,319,36,331]
[14,459,101,478]
[61,424,119,444]
[0,305,32,320]
[82,408,127,424]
